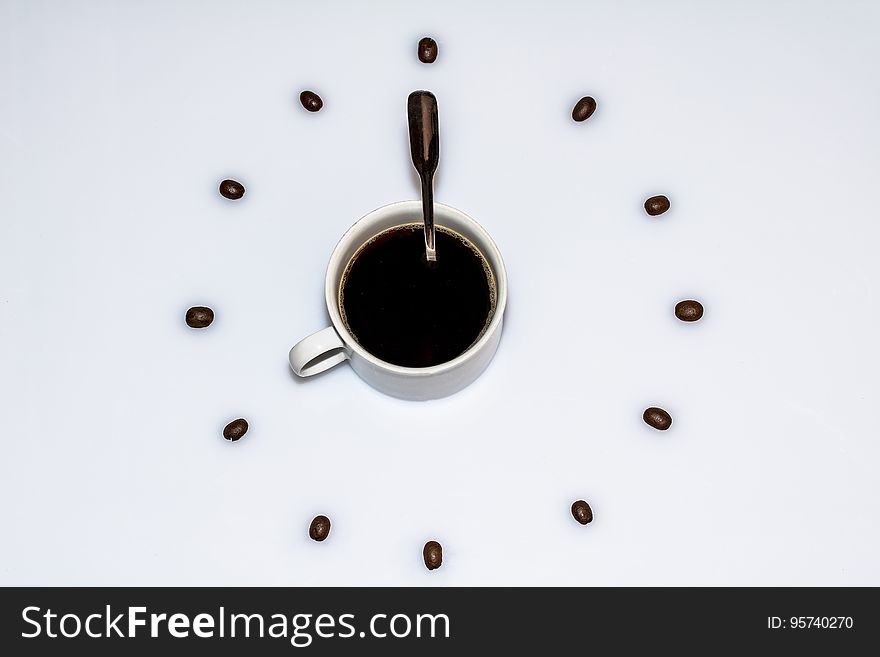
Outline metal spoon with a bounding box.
[407,90,440,262]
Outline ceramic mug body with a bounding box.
[289,201,508,401]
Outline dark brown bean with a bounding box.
[572,96,597,122]
[418,37,438,63]
[223,418,249,441]
[675,299,704,322]
[571,500,593,525]
[185,306,214,328]
[309,515,331,542]
[219,179,244,200]
[644,195,670,216]
[643,407,672,431]
[300,90,323,112]
[423,540,442,570]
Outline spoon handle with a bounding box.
[421,173,435,260]
[407,90,440,262]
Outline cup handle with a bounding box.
[289,326,350,377]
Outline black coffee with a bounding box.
[340,224,495,368]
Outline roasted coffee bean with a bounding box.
[223,418,249,441]
[423,540,443,570]
[571,500,593,525]
[572,96,597,122]
[219,179,245,200]
[675,299,704,322]
[643,407,672,431]
[644,195,670,216]
[300,90,323,112]
[309,515,331,542]
[185,306,214,328]
[418,37,438,63]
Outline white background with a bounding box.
[2,0,879,586]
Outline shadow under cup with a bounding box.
[338,222,497,368]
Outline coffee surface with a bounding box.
[340,224,494,368]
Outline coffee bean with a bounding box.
[223,418,249,441]
[185,306,214,328]
[571,500,593,525]
[643,407,672,431]
[300,90,323,112]
[423,540,443,570]
[418,37,438,63]
[572,96,597,122]
[644,195,670,216]
[309,515,331,542]
[675,299,704,322]
[219,179,244,200]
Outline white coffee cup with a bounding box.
[289,200,508,400]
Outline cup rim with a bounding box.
[324,200,508,376]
